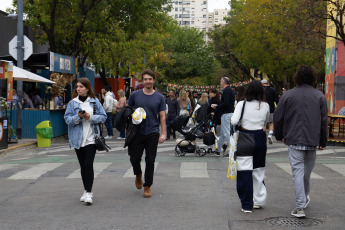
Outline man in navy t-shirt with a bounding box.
[127,69,166,198]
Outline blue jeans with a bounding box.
[105,112,113,136]
[218,113,233,149]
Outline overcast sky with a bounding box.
[0,0,230,13]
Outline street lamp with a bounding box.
[7,0,24,139]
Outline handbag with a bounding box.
[92,102,111,152]
[234,99,255,170]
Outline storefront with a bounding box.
[1,52,77,139]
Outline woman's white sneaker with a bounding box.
[80,190,87,202]
[85,192,93,205]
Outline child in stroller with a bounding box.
[170,115,207,157]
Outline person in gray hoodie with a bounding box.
[274,65,328,218]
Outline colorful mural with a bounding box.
[325,3,345,115]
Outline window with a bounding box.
[203,1,206,4]
[203,14,206,18]
[215,11,218,15]
[182,14,190,18]
[191,21,194,25]
[175,7,178,11]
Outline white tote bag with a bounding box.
[227,131,238,180]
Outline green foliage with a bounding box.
[210,0,326,87]
[160,23,216,84]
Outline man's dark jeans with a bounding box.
[128,133,159,187]
[166,115,176,138]
[105,112,113,136]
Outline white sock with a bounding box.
[269,131,273,136]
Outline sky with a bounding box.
[0,0,230,13]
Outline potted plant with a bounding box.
[8,124,18,143]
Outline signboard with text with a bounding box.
[50,52,76,74]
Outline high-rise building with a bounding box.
[167,1,229,42]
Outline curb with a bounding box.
[0,141,37,155]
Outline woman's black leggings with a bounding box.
[75,144,96,192]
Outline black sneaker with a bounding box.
[223,153,229,157]
[222,144,228,152]
[215,151,220,156]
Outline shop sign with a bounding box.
[6,62,13,102]
[0,62,4,79]
[50,52,76,74]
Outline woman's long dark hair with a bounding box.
[72,77,96,99]
[245,80,265,104]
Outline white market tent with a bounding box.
[13,66,56,84]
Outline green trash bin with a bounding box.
[35,121,53,147]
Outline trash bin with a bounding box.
[35,121,53,147]
[0,117,8,150]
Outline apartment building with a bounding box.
[167,1,229,41]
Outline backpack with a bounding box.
[113,106,134,132]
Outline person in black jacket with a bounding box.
[274,65,328,218]
[207,88,221,129]
[166,89,180,140]
[211,77,235,156]
[261,79,279,144]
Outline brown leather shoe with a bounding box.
[143,186,151,198]
[135,174,142,190]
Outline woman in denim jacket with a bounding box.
[64,78,106,205]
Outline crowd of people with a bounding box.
[64,66,328,220]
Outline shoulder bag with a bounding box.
[92,102,111,152]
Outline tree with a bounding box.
[210,0,326,88]
[21,0,170,65]
[161,23,216,84]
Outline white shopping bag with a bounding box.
[227,131,238,180]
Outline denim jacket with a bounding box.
[64,97,107,149]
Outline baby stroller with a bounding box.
[170,115,207,157]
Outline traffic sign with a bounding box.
[9,35,33,61]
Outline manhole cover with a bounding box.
[264,217,324,227]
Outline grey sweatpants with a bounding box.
[288,147,316,209]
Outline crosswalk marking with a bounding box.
[66,162,112,179]
[157,147,175,152]
[3,161,345,180]
[8,163,63,180]
[180,162,209,178]
[275,163,324,179]
[0,164,17,172]
[267,148,289,154]
[323,164,345,177]
[123,162,159,178]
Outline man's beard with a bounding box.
[145,84,153,89]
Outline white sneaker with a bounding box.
[117,137,125,140]
[241,209,252,213]
[104,135,112,139]
[85,192,93,205]
[80,190,87,202]
[253,205,261,209]
[267,135,273,144]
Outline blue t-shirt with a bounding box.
[128,90,166,135]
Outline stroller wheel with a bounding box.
[175,145,181,156]
[199,148,206,157]
[195,146,206,157]
[175,145,186,156]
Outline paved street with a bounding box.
[0,138,344,229]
